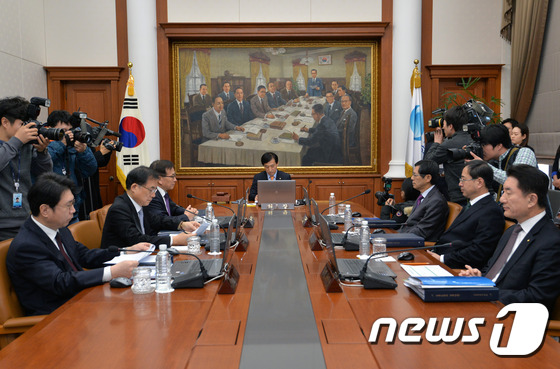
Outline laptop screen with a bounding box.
[257,180,296,206]
[311,198,324,240]
[303,187,314,223]
[221,215,235,272]
[317,213,340,279]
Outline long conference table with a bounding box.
[1,203,560,368]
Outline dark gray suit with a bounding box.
[324,101,342,125]
[202,109,237,140]
[250,95,272,118]
[280,88,298,101]
[218,91,235,102]
[192,93,212,110]
[336,107,358,147]
[399,186,449,242]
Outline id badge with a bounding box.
[13,192,23,209]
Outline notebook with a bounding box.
[258,179,296,209]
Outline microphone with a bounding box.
[320,189,371,215]
[187,194,235,216]
[358,242,452,289]
[166,248,210,282]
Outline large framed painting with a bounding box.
[171,41,379,175]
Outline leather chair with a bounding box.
[0,239,46,348]
[89,204,111,231]
[547,296,560,337]
[68,220,102,249]
[504,220,515,233]
[445,201,463,230]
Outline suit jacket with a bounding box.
[436,195,505,269]
[218,91,235,102]
[6,217,118,315]
[483,216,560,312]
[399,186,449,242]
[227,99,254,125]
[266,91,286,108]
[299,116,342,165]
[280,88,298,101]
[324,101,342,126]
[100,194,173,249]
[250,95,272,118]
[145,191,189,229]
[307,78,324,96]
[201,109,237,140]
[192,93,212,110]
[336,107,358,147]
[248,170,292,201]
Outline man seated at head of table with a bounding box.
[460,165,560,313]
[280,80,299,102]
[201,96,245,141]
[101,166,196,249]
[251,85,275,119]
[292,104,342,166]
[399,160,449,242]
[6,173,150,315]
[227,87,254,126]
[427,160,505,269]
[248,152,292,202]
[266,81,286,109]
[191,83,213,111]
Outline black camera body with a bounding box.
[68,111,121,150]
[24,97,64,143]
[375,177,394,206]
[102,138,123,152]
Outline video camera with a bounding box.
[23,97,64,144]
[68,111,122,152]
[375,177,394,206]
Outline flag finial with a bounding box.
[127,62,135,96]
[410,59,421,93]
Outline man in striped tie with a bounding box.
[248,152,291,202]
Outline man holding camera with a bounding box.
[46,110,97,223]
[424,106,473,206]
[0,97,52,240]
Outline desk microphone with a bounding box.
[184,208,239,250]
[166,248,210,286]
[358,242,452,289]
[297,179,313,206]
[320,189,371,215]
[187,194,235,216]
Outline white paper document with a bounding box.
[400,264,453,278]
[104,244,156,265]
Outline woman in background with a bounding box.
[510,123,533,151]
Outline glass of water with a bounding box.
[131,267,155,294]
[372,237,387,258]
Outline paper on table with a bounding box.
[195,221,209,236]
[104,244,156,265]
[400,264,453,278]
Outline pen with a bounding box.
[401,262,430,265]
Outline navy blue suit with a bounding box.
[324,100,342,124]
[399,186,449,242]
[307,78,324,96]
[7,217,118,315]
[227,99,254,125]
[218,91,235,102]
[298,116,342,166]
[249,170,291,201]
[436,195,505,269]
[145,191,189,230]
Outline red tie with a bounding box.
[56,233,78,272]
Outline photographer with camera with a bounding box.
[379,177,420,223]
[0,96,53,240]
[424,105,473,206]
[46,110,97,223]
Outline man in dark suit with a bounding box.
[305,69,323,97]
[330,80,340,100]
[146,160,199,229]
[460,164,560,312]
[428,161,505,269]
[336,95,358,147]
[202,96,244,141]
[292,104,342,166]
[191,84,212,111]
[227,87,254,125]
[399,160,449,242]
[251,85,275,119]
[266,81,286,109]
[101,166,195,249]
[217,81,235,102]
[280,80,299,102]
[324,92,342,123]
[249,152,292,202]
[6,173,149,315]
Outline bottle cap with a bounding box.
[212,218,218,224]
[362,220,368,226]
[159,244,167,251]
[207,202,212,206]
[330,193,335,196]
[346,204,351,208]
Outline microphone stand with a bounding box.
[320,189,371,215]
[187,193,235,216]
[184,208,245,252]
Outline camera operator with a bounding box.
[0,96,52,240]
[379,177,420,223]
[80,139,116,219]
[469,124,537,202]
[424,105,472,205]
[46,110,97,223]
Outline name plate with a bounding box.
[261,202,295,210]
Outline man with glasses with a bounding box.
[428,160,505,269]
[146,160,199,229]
[101,166,195,249]
[7,173,150,315]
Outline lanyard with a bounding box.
[9,151,21,192]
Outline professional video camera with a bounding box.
[425,108,446,143]
[68,111,122,151]
[375,177,394,206]
[24,97,64,143]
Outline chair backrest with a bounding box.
[504,220,516,233]
[0,239,25,324]
[446,201,463,230]
[89,204,111,231]
[68,220,102,249]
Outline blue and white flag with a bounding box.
[405,63,424,177]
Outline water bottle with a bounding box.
[359,220,370,258]
[208,218,221,255]
[205,202,214,220]
[328,193,336,216]
[344,204,353,233]
[155,244,174,293]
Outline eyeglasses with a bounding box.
[163,174,177,179]
[56,201,75,210]
[459,177,477,183]
[140,185,157,194]
[411,172,423,178]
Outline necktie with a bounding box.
[240,102,244,115]
[415,194,424,208]
[164,193,171,216]
[138,209,146,234]
[485,224,523,280]
[56,233,78,271]
[464,202,471,211]
[261,98,265,111]
[269,175,274,181]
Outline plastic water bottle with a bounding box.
[205,202,214,220]
[344,204,353,233]
[155,244,174,293]
[208,218,221,255]
[359,220,370,258]
[328,193,336,216]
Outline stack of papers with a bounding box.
[404,276,499,302]
[104,244,156,266]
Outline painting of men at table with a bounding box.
[174,43,377,170]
